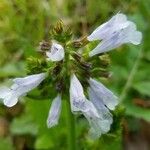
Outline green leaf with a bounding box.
[25,98,50,132]
[124,97,150,122]
[0,137,14,150]
[84,128,122,150]
[35,134,54,149]
[0,62,25,77]
[10,115,38,135]
[133,81,150,96]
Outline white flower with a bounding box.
[69,74,99,118]
[88,87,113,138]
[89,22,142,56]
[88,13,130,41]
[88,78,118,110]
[87,13,142,57]
[0,73,46,107]
[47,94,62,128]
[70,74,107,138]
[46,42,64,61]
[85,78,119,138]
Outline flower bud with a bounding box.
[72,36,89,48]
[39,40,51,51]
[54,20,63,34]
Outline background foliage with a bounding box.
[0,0,150,150]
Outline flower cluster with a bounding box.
[0,13,142,139]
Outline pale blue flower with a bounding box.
[88,13,130,41]
[69,74,99,118]
[70,74,114,138]
[88,13,142,57]
[46,42,64,61]
[47,94,62,128]
[88,87,113,138]
[0,73,46,107]
[88,78,118,110]
[85,78,118,138]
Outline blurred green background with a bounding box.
[0,0,150,150]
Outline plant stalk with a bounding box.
[66,100,76,150]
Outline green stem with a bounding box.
[66,100,76,150]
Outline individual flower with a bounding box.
[86,78,118,138]
[87,78,119,138]
[47,94,62,128]
[69,74,117,138]
[88,88,113,138]
[88,78,118,110]
[46,42,64,61]
[0,73,46,107]
[87,13,142,57]
[69,74,99,118]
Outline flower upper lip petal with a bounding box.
[46,42,64,61]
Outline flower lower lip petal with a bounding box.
[47,94,62,128]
